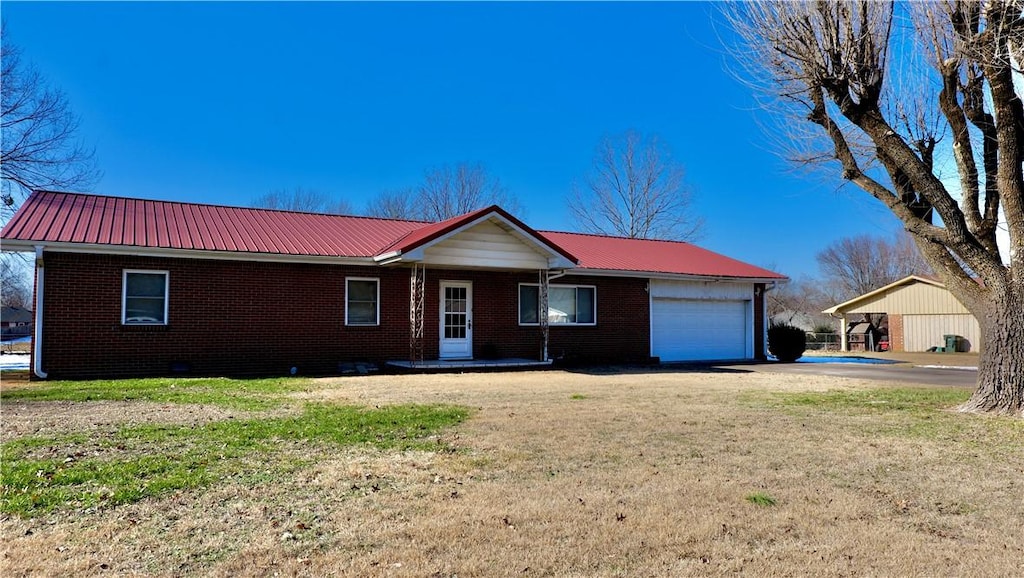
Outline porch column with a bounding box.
[539,269,549,361]
[840,314,849,352]
[410,264,426,364]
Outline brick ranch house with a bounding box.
[1,191,786,379]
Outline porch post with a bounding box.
[840,314,849,352]
[410,264,426,364]
[539,269,549,361]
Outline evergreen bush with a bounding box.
[769,323,807,362]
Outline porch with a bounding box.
[386,357,554,372]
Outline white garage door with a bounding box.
[651,299,749,361]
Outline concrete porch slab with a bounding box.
[386,358,553,371]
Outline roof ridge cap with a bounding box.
[541,229,695,245]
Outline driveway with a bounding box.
[724,360,977,387]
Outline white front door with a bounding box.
[439,281,473,359]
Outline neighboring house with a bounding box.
[1,306,32,328]
[1,306,33,339]
[823,275,980,353]
[0,191,786,379]
[770,310,832,332]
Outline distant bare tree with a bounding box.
[251,187,354,215]
[568,130,704,241]
[415,163,521,221]
[817,232,933,301]
[0,256,32,309]
[1,26,99,222]
[365,188,419,220]
[767,277,835,327]
[365,163,521,221]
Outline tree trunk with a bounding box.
[960,286,1024,417]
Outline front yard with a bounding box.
[1,368,1022,576]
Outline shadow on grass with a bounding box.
[559,362,756,377]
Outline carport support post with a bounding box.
[840,315,849,352]
[409,264,426,364]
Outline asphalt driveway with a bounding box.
[726,361,977,387]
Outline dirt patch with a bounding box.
[0,400,259,442]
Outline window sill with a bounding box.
[518,323,597,328]
[121,324,170,332]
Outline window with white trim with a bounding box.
[346,278,380,326]
[122,270,169,325]
[518,284,596,325]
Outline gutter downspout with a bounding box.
[33,245,47,379]
[762,281,777,359]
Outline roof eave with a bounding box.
[822,275,944,315]
[2,240,377,266]
[564,267,787,284]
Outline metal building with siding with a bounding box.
[823,276,981,353]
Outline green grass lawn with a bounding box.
[0,376,316,410]
[1,377,470,517]
[743,386,1024,448]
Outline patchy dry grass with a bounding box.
[2,404,468,517]
[0,376,319,410]
[2,368,1022,576]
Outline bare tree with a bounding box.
[817,232,933,300]
[568,130,704,241]
[365,188,419,220]
[724,1,1024,415]
[767,276,835,328]
[0,255,32,309]
[365,163,521,221]
[415,163,521,221]
[1,27,99,222]
[251,187,354,215]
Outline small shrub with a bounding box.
[769,323,806,362]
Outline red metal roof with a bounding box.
[1,191,785,280]
[543,231,786,279]
[1,191,424,258]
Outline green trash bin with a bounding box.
[943,334,960,353]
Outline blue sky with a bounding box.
[2,1,904,277]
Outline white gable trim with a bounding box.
[374,212,576,270]
[822,275,945,314]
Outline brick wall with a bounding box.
[40,253,415,378]
[544,274,651,364]
[38,253,651,378]
[887,313,904,352]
